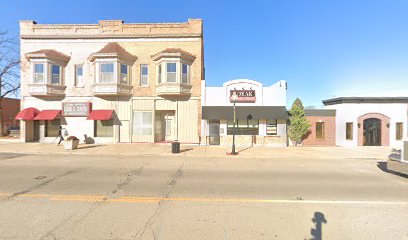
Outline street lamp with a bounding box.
[230,92,238,155]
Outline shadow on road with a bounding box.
[305,211,327,240]
[377,161,408,178]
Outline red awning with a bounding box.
[33,110,61,120]
[15,107,40,120]
[86,110,114,120]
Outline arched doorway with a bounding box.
[363,118,381,146]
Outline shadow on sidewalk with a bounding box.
[180,148,193,153]
[76,145,104,150]
[238,146,252,153]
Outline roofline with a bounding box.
[323,97,408,105]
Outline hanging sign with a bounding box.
[230,90,256,103]
[62,102,92,117]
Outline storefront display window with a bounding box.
[94,119,113,137]
[45,119,60,137]
[133,112,152,135]
[227,119,259,135]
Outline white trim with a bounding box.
[22,38,201,43]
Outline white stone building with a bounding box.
[323,97,408,148]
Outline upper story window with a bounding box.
[26,49,70,86]
[34,63,45,83]
[120,64,129,84]
[166,63,177,83]
[152,48,196,85]
[75,65,83,87]
[182,64,189,84]
[89,43,137,86]
[99,63,115,83]
[51,65,61,84]
[140,64,149,86]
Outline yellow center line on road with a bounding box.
[1,192,407,205]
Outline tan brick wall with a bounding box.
[303,116,336,146]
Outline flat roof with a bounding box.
[304,109,336,116]
[323,97,408,105]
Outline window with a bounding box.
[158,65,162,83]
[100,63,114,83]
[396,122,403,140]
[166,63,177,83]
[51,65,61,84]
[227,119,259,135]
[266,119,277,135]
[45,119,60,137]
[133,112,152,135]
[120,64,128,84]
[140,64,148,86]
[182,64,189,84]
[346,122,353,140]
[94,119,113,137]
[33,63,45,83]
[316,122,325,139]
[75,65,83,87]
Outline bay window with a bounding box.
[120,64,129,84]
[182,63,189,84]
[166,63,177,83]
[51,65,61,84]
[100,63,115,83]
[34,63,45,83]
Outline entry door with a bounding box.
[209,120,220,145]
[162,113,175,142]
[33,121,40,142]
[364,118,381,146]
[119,120,130,142]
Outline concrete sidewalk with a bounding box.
[0,141,391,160]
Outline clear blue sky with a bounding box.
[1,0,408,107]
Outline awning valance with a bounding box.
[15,107,40,120]
[33,110,61,120]
[202,106,288,120]
[86,110,114,120]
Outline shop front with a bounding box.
[201,79,288,147]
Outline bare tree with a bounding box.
[0,31,20,135]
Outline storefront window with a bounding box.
[227,119,259,135]
[94,119,113,137]
[266,119,277,135]
[45,119,60,137]
[133,112,152,135]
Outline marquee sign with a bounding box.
[62,102,92,117]
[230,90,256,103]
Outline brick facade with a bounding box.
[1,98,20,133]
[303,116,336,146]
[357,113,390,146]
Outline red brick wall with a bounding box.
[303,116,336,146]
[1,98,20,132]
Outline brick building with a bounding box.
[1,97,20,134]
[302,109,336,146]
[17,19,204,144]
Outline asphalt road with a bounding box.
[0,152,407,240]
